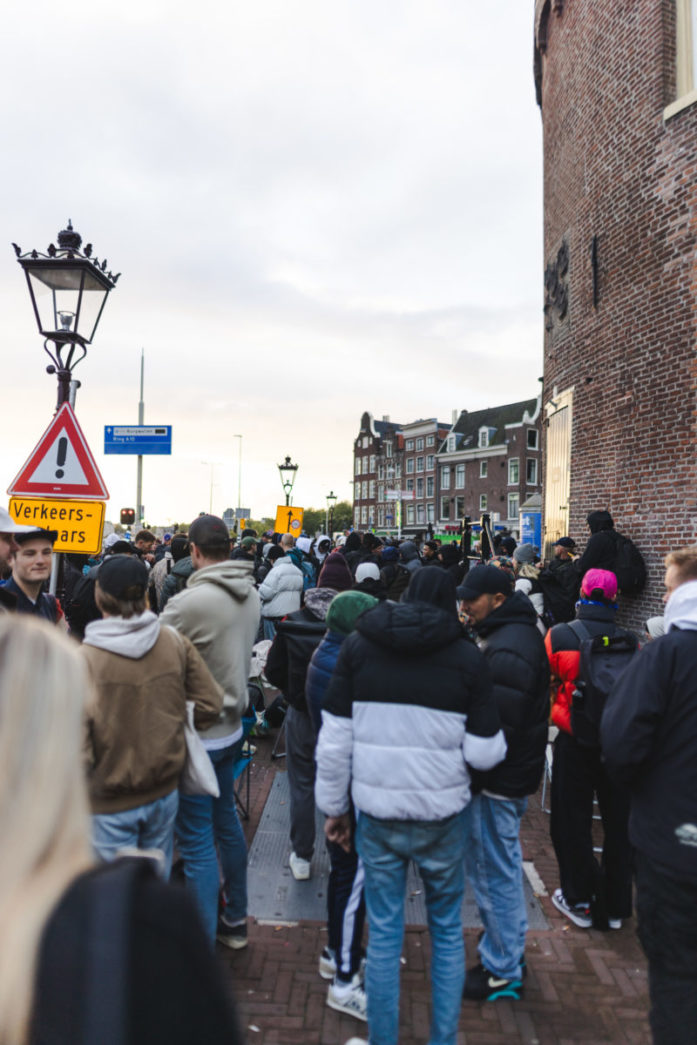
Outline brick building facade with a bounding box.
[352,399,542,538]
[535,0,697,625]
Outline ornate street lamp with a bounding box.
[326,489,337,536]
[278,455,298,506]
[13,220,120,407]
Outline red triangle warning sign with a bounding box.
[8,403,109,500]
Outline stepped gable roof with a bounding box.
[439,397,538,454]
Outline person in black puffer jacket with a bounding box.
[265,557,351,881]
[457,564,550,1001]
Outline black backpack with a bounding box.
[568,619,638,748]
[537,567,577,626]
[610,531,646,596]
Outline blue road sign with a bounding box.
[104,425,172,455]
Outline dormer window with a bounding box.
[447,434,456,453]
[478,428,489,448]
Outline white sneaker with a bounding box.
[327,975,368,1021]
[344,1040,369,1045]
[289,851,311,880]
[319,947,336,980]
[608,917,623,930]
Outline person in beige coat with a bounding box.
[82,554,223,878]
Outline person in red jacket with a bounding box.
[545,568,634,930]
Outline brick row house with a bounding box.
[352,397,542,537]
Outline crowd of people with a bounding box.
[0,502,693,1045]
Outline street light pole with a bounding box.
[326,490,337,538]
[136,349,145,525]
[234,434,243,513]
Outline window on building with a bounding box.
[377,463,384,479]
[479,460,488,478]
[455,464,465,488]
[405,439,414,451]
[378,484,385,502]
[406,478,414,492]
[508,458,519,484]
[369,455,375,472]
[478,428,489,448]
[363,437,370,449]
[527,429,538,450]
[441,466,451,490]
[354,508,361,526]
[441,497,451,520]
[426,454,434,470]
[369,480,376,498]
[455,495,466,519]
[426,435,435,446]
[385,442,393,458]
[378,508,384,527]
[362,506,368,524]
[416,477,424,497]
[355,457,361,475]
[447,434,456,453]
[416,456,424,472]
[406,458,414,474]
[427,476,434,497]
[526,459,538,485]
[508,493,519,520]
[427,503,435,522]
[416,437,424,451]
[360,481,366,499]
[406,504,415,525]
[417,504,425,523]
[395,462,402,479]
[479,494,488,512]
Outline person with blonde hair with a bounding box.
[0,615,242,1045]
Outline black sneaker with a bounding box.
[463,962,523,1001]
[217,918,248,950]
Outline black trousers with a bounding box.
[326,806,366,981]
[550,731,633,921]
[635,851,697,1045]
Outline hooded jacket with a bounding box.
[315,570,506,822]
[160,560,259,744]
[258,556,304,619]
[82,613,223,813]
[159,555,195,613]
[399,540,422,574]
[264,586,337,713]
[575,510,617,577]
[602,580,697,879]
[471,591,550,797]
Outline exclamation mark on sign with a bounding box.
[55,437,67,479]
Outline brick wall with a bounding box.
[538,0,697,627]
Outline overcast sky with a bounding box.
[1,1,543,527]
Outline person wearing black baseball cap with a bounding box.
[457,564,549,1002]
[3,525,62,624]
[83,553,223,875]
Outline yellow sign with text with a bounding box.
[9,497,106,554]
[274,505,304,536]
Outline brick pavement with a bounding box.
[224,732,651,1045]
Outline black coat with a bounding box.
[265,601,329,713]
[602,627,697,880]
[472,591,550,797]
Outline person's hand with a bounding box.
[324,813,352,852]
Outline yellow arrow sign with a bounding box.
[9,497,106,554]
[274,505,304,535]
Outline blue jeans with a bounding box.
[176,739,247,945]
[92,789,179,878]
[356,810,466,1045]
[463,794,527,980]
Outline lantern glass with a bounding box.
[25,262,110,344]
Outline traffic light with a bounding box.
[120,508,136,525]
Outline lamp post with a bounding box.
[234,434,243,516]
[326,489,337,537]
[277,455,298,506]
[202,461,221,514]
[14,220,119,409]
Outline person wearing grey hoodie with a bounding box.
[160,515,260,948]
[81,555,223,878]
